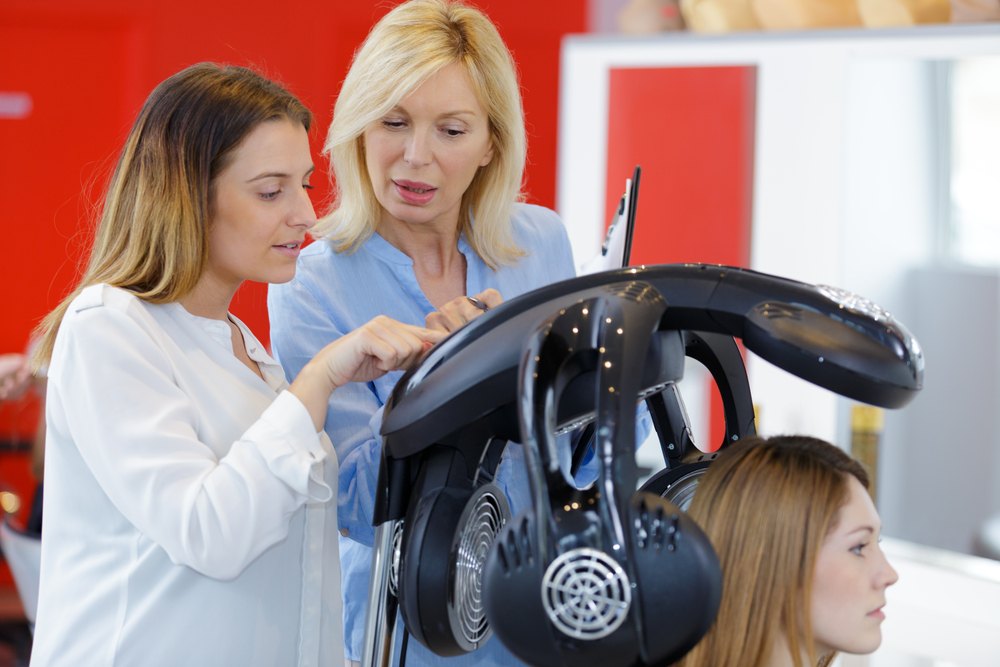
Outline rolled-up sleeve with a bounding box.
[243,390,333,501]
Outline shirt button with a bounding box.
[340,528,350,537]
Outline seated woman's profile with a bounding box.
[678,435,898,667]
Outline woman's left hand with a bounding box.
[426,288,503,333]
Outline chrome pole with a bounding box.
[361,519,399,667]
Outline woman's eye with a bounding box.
[850,542,869,556]
[303,183,315,191]
[382,119,406,130]
[443,127,466,137]
[260,189,281,201]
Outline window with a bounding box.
[950,56,1000,265]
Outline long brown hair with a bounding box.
[33,62,311,366]
[678,435,869,667]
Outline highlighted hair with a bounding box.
[33,62,310,366]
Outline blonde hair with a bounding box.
[33,62,311,366]
[317,0,526,269]
[679,436,869,667]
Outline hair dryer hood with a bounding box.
[382,264,923,448]
[742,283,920,407]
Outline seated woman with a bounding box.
[678,435,899,667]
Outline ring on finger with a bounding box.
[466,296,489,312]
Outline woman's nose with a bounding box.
[290,186,317,230]
[403,132,431,167]
[877,547,900,588]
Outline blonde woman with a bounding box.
[29,63,441,667]
[267,1,579,664]
[679,436,899,667]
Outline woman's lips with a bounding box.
[272,241,302,258]
[394,179,437,205]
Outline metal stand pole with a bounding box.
[361,519,399,667]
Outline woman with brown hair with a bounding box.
[29,62,441,667]
[679,435,899,667]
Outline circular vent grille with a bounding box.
[449,487,507,649]
[542,548,632,640]
[389,520,404,597]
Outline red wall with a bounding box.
[605,66,755,270]
[605,66,756,449]
[0,0,587,441]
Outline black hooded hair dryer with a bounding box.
[361,263,923,667]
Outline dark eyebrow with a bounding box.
[246,165,315,183]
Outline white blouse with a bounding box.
[31,284,343,666]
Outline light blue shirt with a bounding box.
[269,203,579,665]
